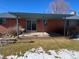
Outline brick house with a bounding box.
[0,12,79,37]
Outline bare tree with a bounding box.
[49,0,72,14]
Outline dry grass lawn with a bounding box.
[0,37,79,56]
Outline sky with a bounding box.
[0,0,79,15]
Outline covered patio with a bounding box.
[0,12,76,38]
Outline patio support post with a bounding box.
[42,19,45,32]
[67,20,70,37]
[25,19,27,32]
[42,16,47,32]
[16,16,19,38]
[31,20,32,32]
[64,19,67,37]
[64,19,70,37]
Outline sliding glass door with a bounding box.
[27,20,36,31]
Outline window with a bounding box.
[0,18,6,24]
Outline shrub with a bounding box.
[4,26,25,37]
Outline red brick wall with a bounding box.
[19,19,26,28]
[36,19,64,32]
[2,18,26,28]
[2,18,16,28]
[45,20,64,32]
[37,19,43,32]
[1,18,64,32]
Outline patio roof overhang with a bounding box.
[9,12,73,20]
[0,13,17,18]
[66,16,79,20]
[0,12,74,20]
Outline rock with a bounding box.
[6,55,18,59]
[35,47,45,53]
[29,48,36,52]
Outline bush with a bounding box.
[4,26,25,37]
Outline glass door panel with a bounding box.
[27,20,36,31]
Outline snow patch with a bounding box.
[0,47,79,59]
